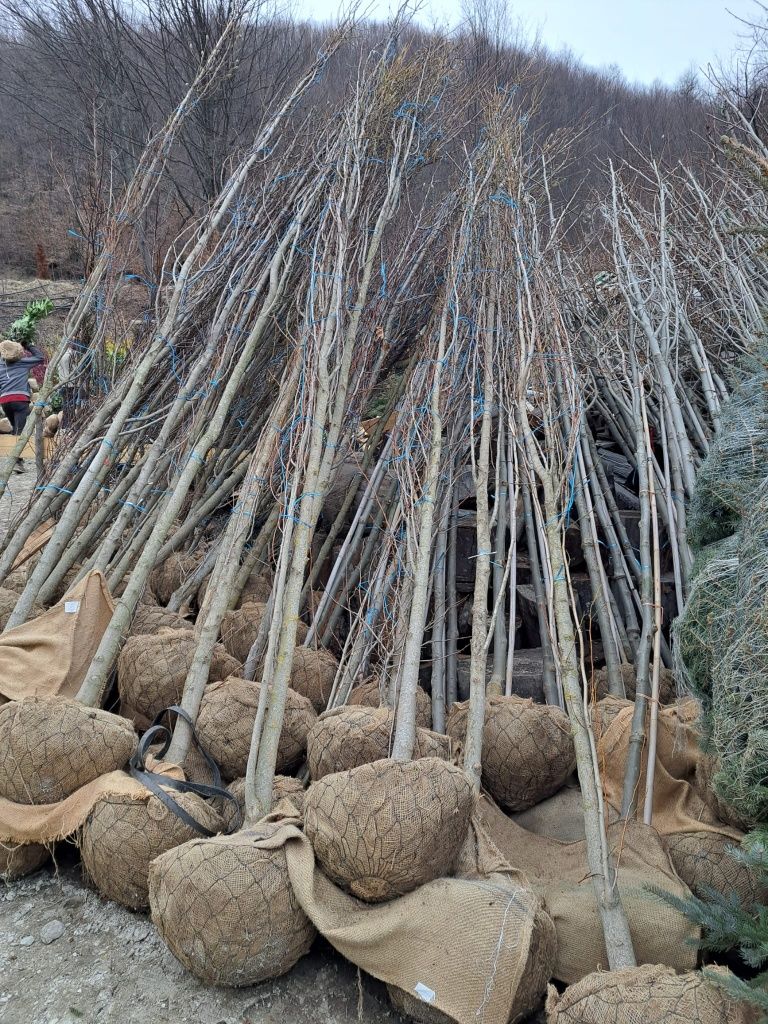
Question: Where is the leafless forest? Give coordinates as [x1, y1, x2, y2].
[0, 0, 725, 279]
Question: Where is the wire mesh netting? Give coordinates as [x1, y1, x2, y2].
[446, 696, 575, 812]
[117, 630, 241, 727]
[149, 827, 315, 986]
[196, 677, 315, 781]
[348, 677, 433, 729]
[0, 696, 137, 804]
[304, 757, 474, 903]
[220, 775, 304, 832]
[0, 840, 49, 881]
[663, 831, 765, 905]
[305, 705, 450, 781]
[80, 789, 223, 910]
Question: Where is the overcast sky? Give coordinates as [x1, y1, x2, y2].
[303, 0, 759, 85]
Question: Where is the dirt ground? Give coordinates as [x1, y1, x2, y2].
[0, 850, 408, 1024]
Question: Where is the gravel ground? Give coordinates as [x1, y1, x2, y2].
[0, 853, 407, 1024]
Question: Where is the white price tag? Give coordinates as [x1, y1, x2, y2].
[64, 601, 80, 614]
[414, 983, 436, 1004]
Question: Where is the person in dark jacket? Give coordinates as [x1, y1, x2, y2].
[0, 340, 45, 472]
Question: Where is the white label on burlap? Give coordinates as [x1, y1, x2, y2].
[64, 601, 80, 614]
[414, 983, 436, 1004]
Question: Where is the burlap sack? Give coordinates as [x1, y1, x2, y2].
[546, 964, 755, 1024]
[289, 646, 338, 712]
[592, 663, 676, 704]
[198, 570, 273, 610]
[251, 819, 555, 1024]
[596, 699, 742, 841]
[387, 901, 555, 1024]
[196, 677, 316, 780]
[304, 758, 475, 902]
[221, 775, 305, 832]
[238, 572, 273, 608]
[512, 786, 585, 842]
[149, 552, 198, 606]
[117, 630, 240, 727]
[447, 696, 575, 812]
[0, 570, 115, 702]
[0, 841, 49, 881]
[220, 602, 309, 664]
[80, 785, 224, 910]
[0, 696, 137, 804]
[128, 603, 193, 637]
[663, 830, 764, 904]
[0, 340, 25, 362]
[349, 677, 432, 729]
[477, 797, 698, 983]
[307, 705, 451, 781]
[149, 824, 316, 986]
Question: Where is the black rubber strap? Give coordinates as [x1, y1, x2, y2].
[128, 706, 242, 835]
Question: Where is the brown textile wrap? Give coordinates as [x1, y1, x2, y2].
[0, 765, 184, 846]
[128, 604, 193, 637]
[387, 898, 555, 1024]
[9, 520, 55, 571]
[81, 787, 224, 910]
[221, 775, 305, 831]
[476, 796, 698, 984]
[117, 630, 240, 728]
[237, 817, 555, 1024]
[663, 830, 765, 904]
[447, 696, 575, 812]
[546, 964, 758, 1024]
[307, 705, 450, 781]
[149, 552, 197, 606]
[349, 677, 432, 729]
[149, 824, 316, 986]
[220, 602, 308, 663]
[0, 570, 115, 702]
[304, 758, 475, 902]
[592, 663, 676, 704]
[0, 840, 49, 880]
[0, 587, 42, 630]
[0, 696, 137, 803]
[595, 698, 742, 841]
[196, 677, 316, 780]
[289, 646, 338, 712]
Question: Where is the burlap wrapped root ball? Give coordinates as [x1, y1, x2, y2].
[447, 696, 574, 812]
[664, 831, 766, 904]
[289, 647, 339, 712]
[0, 585, 43, 629]
[117, 630, 240, 727]
[196, 677, 316, 781]
[349, 677, 432, 729]
[220, 602, 309, 664]
[149, 826, 315, 986]
[149, 551, 198, 606]
[0, 841, 49, 881]
[128, 603, 193, 637]
[546, 964, 754, 1024]
[80, 787, 223, 910]
[592, 663, 676, 704]
[388, 898, 556, 1024]
[307, 705, 451, 781]
[305, 758, 474, 902]
[222, 775, 305, 831]
[0, 697, 137, 804]
[198, 570, 273, 610]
